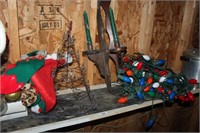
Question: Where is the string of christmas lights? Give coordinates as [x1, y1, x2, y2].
[117, 52, 196, 104]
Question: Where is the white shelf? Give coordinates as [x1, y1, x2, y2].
[0, 101, 28, 122]
[10, 84, 199, 133]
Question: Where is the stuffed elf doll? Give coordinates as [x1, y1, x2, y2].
[0, 50, 72, 113]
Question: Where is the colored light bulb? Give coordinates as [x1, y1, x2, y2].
[186, 92, 194, 102]
[139, 77, 145, 86]
[178, 95, 186, 102]
[122, 67, 128, 71]
[123, 56, 129, 62]
[165, 78, 174, 85]
[153, 74, 159, 81]
[144, 86, 150, 92]
[189, 79, 197, 84]
[149, 87, 154, 92]
[146, 115, 156, 129]
[118, 95, 134, 103]
[118, 75, 133, 83]
[152, 82, 160, 88]
[159, 71, 168, 76]
[142, 55, 150, 61]
[118, 97, 128, 103]
[169, 91, 176, 100]
[136, 91, 144, 99]
[126, 70, 133, 77]
[167, 90, 172, 95]
[159, 76, 166, 82]
[132, 61, 139, 66]
[156, 59, 165, 66]
[157, 87, 164, 93]
[136, 62, 143, 70]
[147, 77, 153, 84]
[136, 92, 143, 99]
[185, 97, 190, 102]
[147, 91, 155, 97]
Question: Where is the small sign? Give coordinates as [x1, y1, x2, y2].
[39, 20, 62, 30]
[38, 5, 61, 15]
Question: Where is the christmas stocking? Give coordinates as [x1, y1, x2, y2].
[30, 58, 58, 113]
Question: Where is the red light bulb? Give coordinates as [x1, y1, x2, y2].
[186, 92, 194, 102]
[159, 71, 168, 76]
[122, 67, 128, 71]
[189, 79, 197, 85]
[123, 56, 129, 62]
[157, 87, 164, 93]
[178, 95, 185, 102]
[136, 62, 143, 70]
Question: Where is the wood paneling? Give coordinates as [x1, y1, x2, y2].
[152, 1, 185, 65]
[0, 0, 198, 86]
[173, 0, 198, 72]
[138, 0, 156, 55]
[7, 0, 20, 63]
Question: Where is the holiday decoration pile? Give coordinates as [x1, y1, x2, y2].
[0, 50, 72, 114]
[117, 52, 196, 104]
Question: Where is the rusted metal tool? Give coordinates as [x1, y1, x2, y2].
[83, 3, 112, 93]
[99, 0, 127, 71]
[83, 0, 127, 94]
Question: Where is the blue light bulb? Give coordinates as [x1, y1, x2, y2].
[136, 91, 144, 99]
[149, 87, 154, 92]
[118, 75, 133, 83]
[146, 115, 157, 129]
[169, 91, 176, 100]
[156, 59, 165, 66]
[165, 78, 174, 85]
[139, 77, 145, 86]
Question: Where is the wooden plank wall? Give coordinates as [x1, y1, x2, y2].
[0, 0, 198, 88]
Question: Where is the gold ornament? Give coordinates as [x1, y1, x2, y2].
[5, 91, 21, 102]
